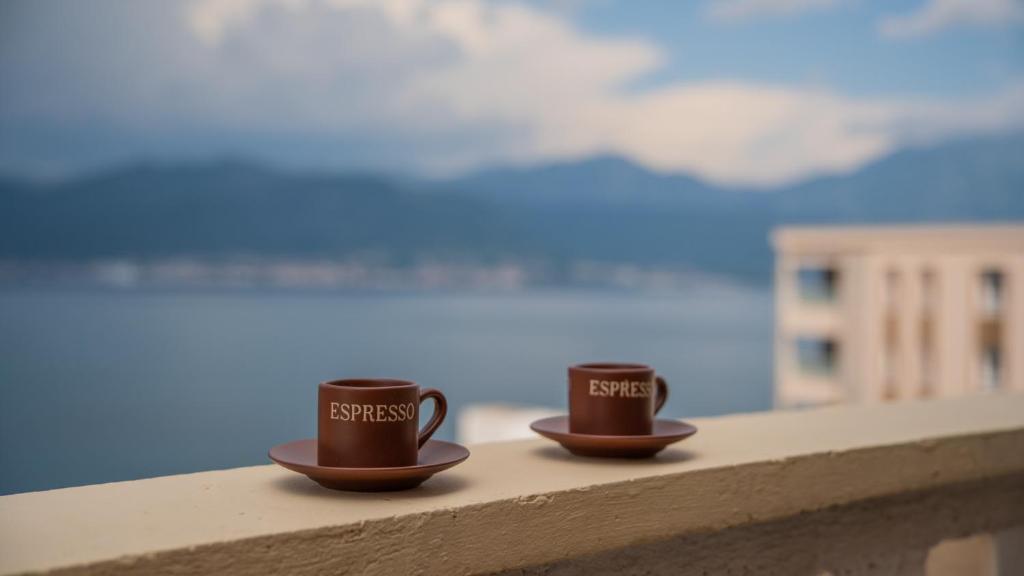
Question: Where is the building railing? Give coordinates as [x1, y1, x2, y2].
[1, 394, 1022, 575]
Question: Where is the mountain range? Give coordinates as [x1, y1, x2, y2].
[1, 132, 1022, 286]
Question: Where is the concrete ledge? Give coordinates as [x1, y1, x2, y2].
[2, 394, 1023, 575]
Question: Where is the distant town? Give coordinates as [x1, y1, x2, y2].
[0, 258, 735, 293]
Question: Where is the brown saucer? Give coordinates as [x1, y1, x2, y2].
[269, 439, 469, 492]
[530, 416, 697, 458]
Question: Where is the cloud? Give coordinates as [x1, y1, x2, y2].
[706, 0, 841, 21]
[559, 81, 1024, 186]
[0, 0, 1022, 186]
[879, 0, 1024, 39]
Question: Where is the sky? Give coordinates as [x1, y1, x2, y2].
[0, 0, 1022, 187]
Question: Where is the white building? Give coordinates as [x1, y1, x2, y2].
[773, 224, 1024, 408]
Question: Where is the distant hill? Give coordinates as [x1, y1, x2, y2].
[448, 133, 1024, 219]
[1, 133, 1021, 285]
[442, 155, 756, 210]
[438, 132, 1023, 280]
[0, 160, 542, 265]
[776, 132, 1024, 222]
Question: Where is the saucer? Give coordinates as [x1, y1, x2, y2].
[530, 416, 697, 458]
[269, 439, 470, 492]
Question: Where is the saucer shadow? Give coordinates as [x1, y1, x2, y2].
[532, 445, 697, 465]
[271, 472, 472, 499]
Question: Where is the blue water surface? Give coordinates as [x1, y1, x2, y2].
[0, 288, 773, 494]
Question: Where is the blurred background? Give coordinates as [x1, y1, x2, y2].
[0, 0, 1022, 495]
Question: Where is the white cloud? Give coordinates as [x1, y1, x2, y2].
[543, 81, 1024, 186]
[879, 0, 1024, 39]
[1, 0, 1022, 186]
[706, 0, 840, 21]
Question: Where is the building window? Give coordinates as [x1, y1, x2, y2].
[918, 269, 937, 397]
[795, 337, 838, 376]
[919, 319, 934, 397]
[981, 345, 1002, 391]
[796, 267, 838, 303]
[980, 269, 1003, 316]
[880, 313, 897, 399]
[884, 269, 901, 310]
[921, 269, 937, 311]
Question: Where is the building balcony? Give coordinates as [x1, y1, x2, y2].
[778, 308, 842, 339]
[1, 394, 1022, 575]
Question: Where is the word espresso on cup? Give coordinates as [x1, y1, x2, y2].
[569, 363, 668, 436]
[587, 379, 654, 398]
[318, 379, 446, 468]
[328, 402, 417, 422]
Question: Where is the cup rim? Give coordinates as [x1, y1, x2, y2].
[320, 378, 416, 391]
[571, 362, 652, 373]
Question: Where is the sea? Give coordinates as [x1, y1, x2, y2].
[0, 287, 773, 494]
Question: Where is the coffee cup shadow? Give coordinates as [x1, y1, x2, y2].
[271, 471, 472, 499]
[531, 444, 697, 465]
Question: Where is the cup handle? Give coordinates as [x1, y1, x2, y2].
[654, 376, 669, 415]
[417, 388, 447, 448]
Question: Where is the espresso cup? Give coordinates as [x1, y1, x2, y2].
[318, 378, 447, 468]
[568, 363, 668, 435]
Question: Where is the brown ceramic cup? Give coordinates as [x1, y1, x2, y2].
[317, 379, 447, 468]
[568, 363, 668, 436]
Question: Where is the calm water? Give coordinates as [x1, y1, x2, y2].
[0, 288, 772, 494]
